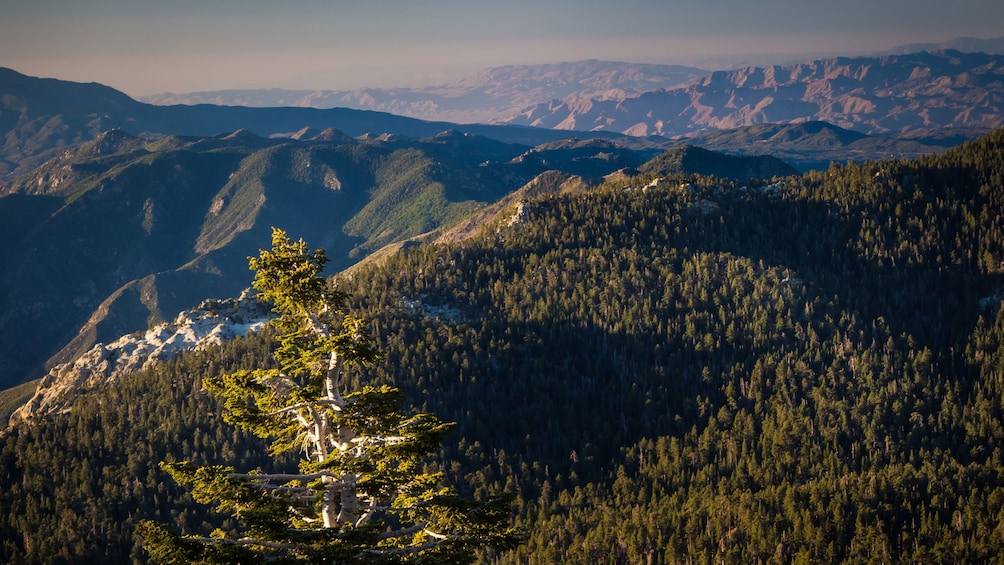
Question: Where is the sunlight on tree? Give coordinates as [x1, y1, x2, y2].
[139, 227, 521, 564]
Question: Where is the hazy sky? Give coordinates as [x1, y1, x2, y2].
[1, 0, 1002, 96]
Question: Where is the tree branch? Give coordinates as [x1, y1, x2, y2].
[423, 528, 451, 540]
[226, 471, 342, 482]
[354, 496, 379, 528]
[375, 522, 453, 543]
[181, 536, 303, 552]
[306, 311, 330, 340]
[378, 523, 425, 540]
[356, 539, 441, 559]
[266, 400, 343, 418]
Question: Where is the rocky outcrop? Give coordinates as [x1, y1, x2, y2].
[9, 290, 272, 425]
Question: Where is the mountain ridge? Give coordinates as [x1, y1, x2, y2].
[133, 50, 1004, 148]
[1, 65, 969, 177]
[883, 35, 1004, 55]
[140, 60, 709, 124]
[1, 119, 787, 390]
[680, 121, 951, 171]
[500, 50, 1004, 138]
[0, 66, 655, 176]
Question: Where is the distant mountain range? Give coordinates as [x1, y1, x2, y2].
[139, 49, 1004, 142]
[680, 121, 967, 172]
[0, 64, 966, 176]
[141, 60, 708, 124]
[882, 35, 1004, 55]
[504, 50, 1004, 137]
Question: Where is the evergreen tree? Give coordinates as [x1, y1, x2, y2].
[139, 228, 521, 564]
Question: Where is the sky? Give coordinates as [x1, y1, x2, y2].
[1, 0, 1002, 97]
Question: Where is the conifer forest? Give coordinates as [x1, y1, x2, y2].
[3, 129, 1004, 563]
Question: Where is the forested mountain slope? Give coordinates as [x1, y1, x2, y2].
[0, 127, 647, 390]
[0, 121, 797, 393]
[2, 129, 1004, 563]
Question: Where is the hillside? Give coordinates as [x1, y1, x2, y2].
[501, 50, 1004, 138]
[2, 127, 1003, 563]
[0, 127, 576, 389]
[3, 119, 800, 391]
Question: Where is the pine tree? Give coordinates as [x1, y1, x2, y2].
[139, 227, 521, 564]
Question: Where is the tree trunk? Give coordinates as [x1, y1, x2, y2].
[336, 474, 359, 525]
[322, 476, 339, 528]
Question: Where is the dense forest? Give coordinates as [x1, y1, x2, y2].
[3, 128, 1004, 563]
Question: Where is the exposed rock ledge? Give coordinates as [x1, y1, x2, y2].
[9, 289, 273, 426]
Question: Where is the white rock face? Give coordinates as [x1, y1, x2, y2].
[507, 201, 526, 227]
[9, 289, 273, 425]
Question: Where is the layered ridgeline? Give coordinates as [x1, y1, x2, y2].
[503, 50, 1004, 138]
[0, 65, 971, 178]
[0, 121, 799, 392]
[139, 49, 1004, 144]
[2, 128, 1003, 563]
[0, 66, 660, 177]
[141, 60, 710, 125]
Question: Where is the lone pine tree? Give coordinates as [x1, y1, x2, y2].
[139, 228, 520, 563]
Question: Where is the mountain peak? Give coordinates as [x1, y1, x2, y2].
[78, 128, 145, 156]
[641, 145, 798, 181]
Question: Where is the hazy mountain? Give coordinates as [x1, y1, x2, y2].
[0, 67, 138, 175]
[138, 51, 1003, 147]
[500, 50, 1004, 138]
[883, 35, 1004, 55]
[1, 66, 973, 179]
[0, 67, 654, 176]
[141, 60, 708, 124]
